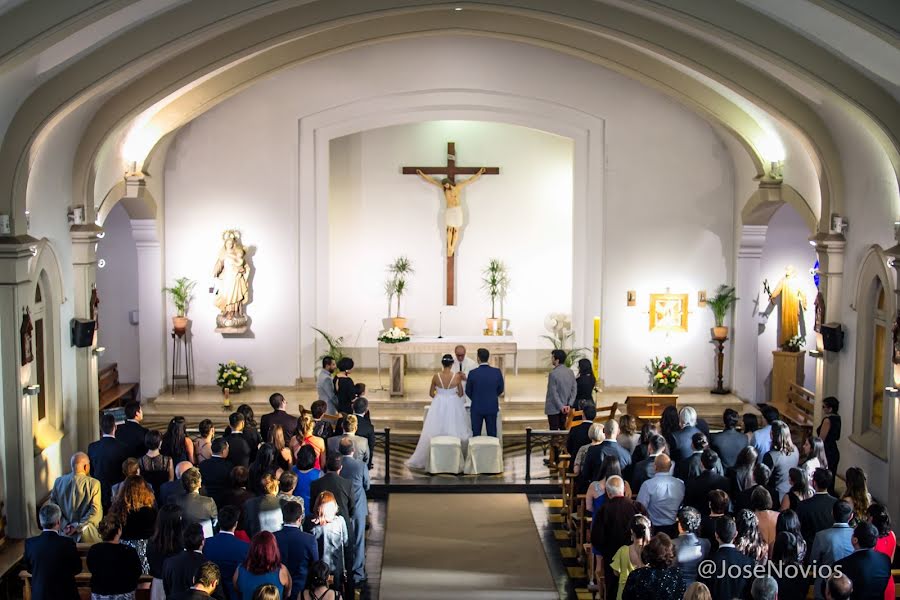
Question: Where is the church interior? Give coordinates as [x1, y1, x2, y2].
[1, 1, 899, 599]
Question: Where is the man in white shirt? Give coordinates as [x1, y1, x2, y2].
[636, 454, 685, 538]
[453, 345, 478, 408]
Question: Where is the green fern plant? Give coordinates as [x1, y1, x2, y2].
[312, 327, 346, 365]
[482, 259, 509, 319]
[164, 277, 196, 317]
[540, 331, 590, 368]
[387, 256, 414, 317]
[707, 284, 738, 327]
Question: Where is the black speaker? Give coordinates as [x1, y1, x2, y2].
[71, 318, 96, 348]
[821, 322, 844, 352]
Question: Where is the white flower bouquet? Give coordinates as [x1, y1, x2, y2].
[378, 327, 410, 343]
[217, 360, 250, 392]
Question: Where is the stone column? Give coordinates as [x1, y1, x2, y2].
[130, 219, 166, 398]
[733, 225, 767, 402]
[0, 238, 39, 537]
[71, 225, 102, 451]
[812, 233, 846, 424]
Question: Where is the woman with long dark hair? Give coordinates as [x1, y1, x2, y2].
[734, 509, 768, 565]
[631, 422, 657, 464]
[762, 420, 798, 503]
[799, 435, 828, 479]
[585, 455, 632, 514]
[842, 467, 872, 523]
[771, 531, 810, 598]
[140, 430, 173, 497]
[160, 416, 194, 464]
[732, 446, 758, 493]
[775, 510, 806, 562]
[780, 467, 814, 511]
[147, 505, 183, 600]
[303, 561, 342, 600]
[267, 424, 293, 470]
[660, 406, 680, 453]
[868, 503, 896, 600]
[742, 413, 759, 444]
[234, 531, 291, 599]
[238, 403, 263, 462]
[249, 443, 283, 496]
[575, 358, 596, 408]
[110, 475, 157, 573]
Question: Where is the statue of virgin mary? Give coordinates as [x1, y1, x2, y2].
[213, 230, 250, 330]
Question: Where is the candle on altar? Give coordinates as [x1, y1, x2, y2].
[592, 316, 601, 378]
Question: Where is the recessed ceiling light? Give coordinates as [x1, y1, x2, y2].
[454, 7, 463, 11]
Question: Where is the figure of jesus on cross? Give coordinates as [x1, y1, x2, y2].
[403, 142, 499, 305]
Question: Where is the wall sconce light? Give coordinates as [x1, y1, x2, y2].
[97, 259, 106, 269]
[93, 346, 106, 357]
[885, 242, 900, 269]
[23, 384, 40, 396]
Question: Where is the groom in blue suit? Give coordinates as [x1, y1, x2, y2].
[464, 348, 504, 437]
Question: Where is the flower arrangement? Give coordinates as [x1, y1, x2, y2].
[378, 327, 410, 343]
[647, 356, 686, 394]
[783, 334, 805, 353]
[217, 360, 250, 392]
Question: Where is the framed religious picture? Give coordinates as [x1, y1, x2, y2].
[649, 293, 689, 332]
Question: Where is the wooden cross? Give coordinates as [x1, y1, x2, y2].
[402, 142, 500, 305]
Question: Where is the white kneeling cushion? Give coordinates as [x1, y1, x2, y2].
[428, 435, 463, 474]
[464, 435, 504, 474]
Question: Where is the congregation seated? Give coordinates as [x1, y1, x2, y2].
[24, 502, 82, 600]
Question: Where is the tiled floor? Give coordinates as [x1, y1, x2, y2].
[529, 495, 596, 600]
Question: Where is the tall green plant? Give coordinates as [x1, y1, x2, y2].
[482, 259, 509, 319]
[707, 284, 738, 327]
[384, 279, 397, 317]
[312, 327, 346, 365]
[387, 256, 414, 317]
[164, 277, 196, 316]
[540, 330, 590, 368]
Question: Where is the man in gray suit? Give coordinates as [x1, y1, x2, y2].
[545, 349, 577, 430]
[176, 467, 218, 537]
[317, 356, 338, 415]
[338, 437, 370, 586]
[49, 452, 102, 543]
[809, 500, 855, 599]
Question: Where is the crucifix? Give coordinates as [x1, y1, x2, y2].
[402, 142, 500, 305]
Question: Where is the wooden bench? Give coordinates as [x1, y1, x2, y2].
[770, 383, 814, 435]
[98, 363, 139, 412]
[20, 570, 153, 600]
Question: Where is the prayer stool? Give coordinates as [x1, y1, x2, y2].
[463, 435, 503, 474]
[428, 435, 463, 474]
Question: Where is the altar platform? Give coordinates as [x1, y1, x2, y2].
[140, 369, 758, 492]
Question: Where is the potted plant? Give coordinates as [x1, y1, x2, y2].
[312, 327, 347, 366]
[387, 256, 414, 329]
[647, 356, 686, 394]
[541, 315, 589, 368]
[164, 277, 196, 334]
[707, 284, 738, 340]
[482, 259, 509, 333]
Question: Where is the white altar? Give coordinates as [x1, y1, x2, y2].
[377, 336, 518, 396]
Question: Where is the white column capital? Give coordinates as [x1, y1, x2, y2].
[738, 225, 768, 259]
[130, 219, 159, 249]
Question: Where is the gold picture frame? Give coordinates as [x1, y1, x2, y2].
[649, 293, 689, 332]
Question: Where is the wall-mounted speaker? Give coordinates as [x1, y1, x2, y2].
[821, 322, 844, 353]
[71, 318, 96, 348]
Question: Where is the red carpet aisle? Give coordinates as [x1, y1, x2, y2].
[379, 493, 557, 599]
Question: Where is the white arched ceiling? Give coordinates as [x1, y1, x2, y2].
[0, 0, 897, 238]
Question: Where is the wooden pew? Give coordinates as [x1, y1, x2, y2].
[20, 570, 153, 600]
[98, 363, 139, 412]
[770, 383, 814, 435]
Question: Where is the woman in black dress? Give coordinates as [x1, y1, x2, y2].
[817, 396, 841, 489]
[111, 475, 158, 573]
[622, 533, 685, 600]
[575, 358, 596, 409]
[334, 357, 356, 415]
[238, 404, 263, 462]
[147, 505, 183, 600]
[161, 416, 194, 464]
[660, 406, 680, 456]
[139, 430, 173, 498]
[772, 531, 810, 599]
[86, 515, 144, 600]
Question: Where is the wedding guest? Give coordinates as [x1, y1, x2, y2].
[842, 467, 872, 523]
[763, 420, 799, 504]
[310, 492, 348, 595]
[674, 432, 708, 481]
[575, 358, 596, 408]
[163, 523, 222, 599]
[610, 514, 652, 600]
[801, 435, 829, 479]
[250, 444, 284, 496]
[317, 356, 339, 416]
[621, 533, 685, 600]
[147, 505, 184, 600]
[573, 423, 605, 477]
[87, 515, 143, 600]
[292, 446, 323, 517]
[636, 454, 684, 538]
[818, 396, 841, 490]
[752, 406, 780, 457]
[797, 468, 840, 546]
[237, 404, 263, 463]
[160, 461, 196, 506]
[302, 561, 340, 600]
[734, 509, 768, 564]
[162, 416, 195, 465]
[50, 452, 102, 543]
[291, 415, 325, 471]
[175, 561, 221, 600]
[684, 449, 730, 513]
[222, 467, 254, 539]
[585, 455, 631, 514]
[24, 503, 82, 600]
[833, 523, 892, 600]
[202, 505, 249, 600]
[199, 438, 234, 508]
[699, 490, 730, 553]
[736, 463, 771, 512]
[545, 349, 577, 431]
[88, 412, 129, 510]
[195, 419, 215, 464]
[751, 575, 780, 600]
[267, 424, 294, 471]
[868, 503, 895, 600]
[117, 400, 150, 459]
[742, 413, 759, 443]
[659, 406, 680, 455]
[142, 429, 175, 497]
[630, 422, 657, 464]
[234, 531, 292, 600]
[809, 501, 854, 600]
[781, 466, 815, 511]
[673, 506, 709, 587]
[567, 401, 597, 458]
[176, 467, 218, 536]
[326, 416, 369, 466]
[617, 415, 641, 454]
[698, 516, 755, 600]
[351, 397, 375, 469]
[261, 393, 298, 441]
[244, 474, 284, 537]
[589, 475, 644, 594]
[111, 457, 142, 501]
[112, 474, 158, 573]
[310, 401, 335, 440]
[333, 358, 356, 416]
[274, 501, 319, 600]
[731, 446, 759, 496]
[683, 583, 712, 600]
[750, 487, 779, 554]
[710, 409, 745, 471]
[670, 407, 701, 463]
[630, 434, 667, 494]
[224, 413, 253, 469]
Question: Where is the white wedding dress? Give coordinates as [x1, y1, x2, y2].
[406, 373, 473, 470]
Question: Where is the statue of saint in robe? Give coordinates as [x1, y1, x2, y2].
[768, 265, 807, 348]
[213, 230, 250, 329]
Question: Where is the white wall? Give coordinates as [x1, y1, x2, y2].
[95, 203, 140, 382]
[756, 204, 818, 401]
[328, 122, 573, 352]
[162, 35, 736, 386]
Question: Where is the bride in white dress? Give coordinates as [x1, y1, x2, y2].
[406, 354, 473, 470]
